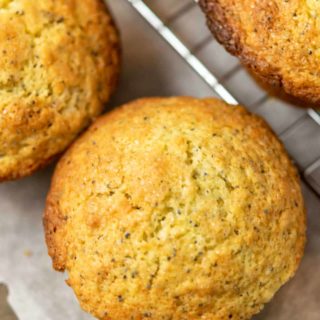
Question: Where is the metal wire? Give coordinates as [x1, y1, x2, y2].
[128, 0, 237, 105]
[127, 0, 320, 195]
[129, 0, 320, 122]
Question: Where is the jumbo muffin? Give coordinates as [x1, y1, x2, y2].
[44, 97, 306, 320]
[0, 0, 120, 181]
[200, 0, 320, 106]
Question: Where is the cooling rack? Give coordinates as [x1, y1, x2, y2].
[126, 0, 320, 196]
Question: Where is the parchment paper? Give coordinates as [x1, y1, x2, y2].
[0, 1, 319, 319]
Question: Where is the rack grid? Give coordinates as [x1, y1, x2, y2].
[127, 0, 320, 196]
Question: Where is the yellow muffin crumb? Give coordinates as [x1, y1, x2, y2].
[44, 97, 306, 320]
[200, 0, 320, 106]
[0, 0, 120, 181]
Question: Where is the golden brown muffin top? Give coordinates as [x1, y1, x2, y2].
[0, 0, 120, 181]
[44, 97, 306, 320]
[200, 0, 320, 105]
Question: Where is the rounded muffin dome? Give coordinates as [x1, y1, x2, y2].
[44, 97, 305, 320]
[200, 0, 320, 106]
[0, 0, 120, 181]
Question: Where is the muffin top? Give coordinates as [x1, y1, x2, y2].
[0, 0, 120, 181]
[200, 0, 320, 105]
[44, 97, 305, 320]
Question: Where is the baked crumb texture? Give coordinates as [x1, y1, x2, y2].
[0, 0, 120, 181]
[44, 97, 306, 320]
[200, 0, 320, 106]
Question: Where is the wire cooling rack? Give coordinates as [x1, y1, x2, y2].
[126, 0, 320, 196]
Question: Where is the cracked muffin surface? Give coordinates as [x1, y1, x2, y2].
[200, 0, 320, 106]
[44, 97, 306, 320]
[0, 0, 120, 181]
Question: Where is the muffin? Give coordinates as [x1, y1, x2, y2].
[0, 0, 120, 181]
[44, 97, 306, 320]
[199, 0, 320, 106]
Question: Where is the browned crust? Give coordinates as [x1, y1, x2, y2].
[248, 68, 320, 109]
[199, 0, 283, 84]
[43, 154, 70, 271]
[44, 96, 306, 273]
[199, 0, 320, 107]
[0, 154, 57, 183]
[43, 97, 306, 319]
[199, 0, 242, 56]
[99, 0, 122, 96]
[43, 194, 67, 271]
[0, 0, 121, 182]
